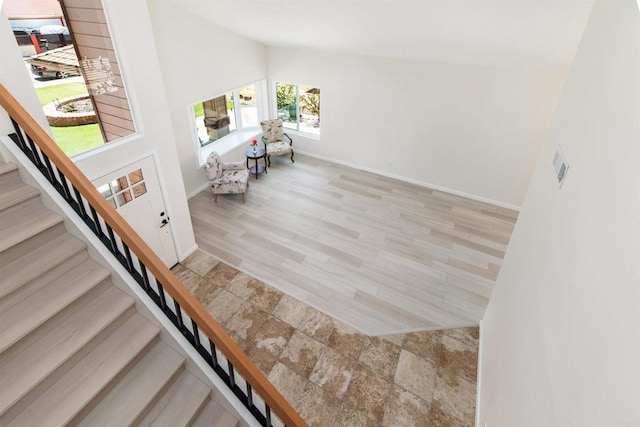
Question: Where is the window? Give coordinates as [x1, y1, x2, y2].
[8, 0, 135, 157]
[96, 168, 147, 210]
[275, 82, 320, 136]
[239, 86, 258, 127]
[193, 84, 260, 147]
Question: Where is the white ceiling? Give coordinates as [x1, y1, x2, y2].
[167, 0, 595, 67]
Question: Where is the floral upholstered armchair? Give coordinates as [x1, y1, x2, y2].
[203, 152, 250, 203]
[260, 119, 294, 167]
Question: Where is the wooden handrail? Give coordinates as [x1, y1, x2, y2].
[0, 84, 306, 427]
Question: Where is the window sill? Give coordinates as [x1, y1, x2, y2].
[198, 129, 262, 167]
[284, 129, 321, 141]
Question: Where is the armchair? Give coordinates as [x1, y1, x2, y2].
[203, 152, 249, 203]
[260, 119, 294, 167]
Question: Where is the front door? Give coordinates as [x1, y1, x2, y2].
[92, 156, 178, 267]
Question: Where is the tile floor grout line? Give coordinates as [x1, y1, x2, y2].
[174, 250, 479, 426]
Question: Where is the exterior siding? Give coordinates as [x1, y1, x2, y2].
[61, 0, 135, 142]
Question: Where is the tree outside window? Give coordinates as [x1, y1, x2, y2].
[276, 82, 320, 135]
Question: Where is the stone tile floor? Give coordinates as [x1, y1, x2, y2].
[173, 250, 478, 426]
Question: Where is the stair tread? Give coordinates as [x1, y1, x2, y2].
[0, 163, 17, 175]
[0, 233, 86, 299]
[6, 314, 159, 427]
[0, 260, 111, 354]
[0, 163, 235, 427]
[0, 183, 40, 211]
[78, 343, 185, 427]
[191, 400, 239, 427]
[138, 371, 211, 427]
[0, 201, 63, 252]
[0, 286, 134, 415]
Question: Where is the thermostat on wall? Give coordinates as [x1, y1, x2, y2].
[552, 145, 569, 188]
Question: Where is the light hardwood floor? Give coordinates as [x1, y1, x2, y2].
[188, 154, 518, 335]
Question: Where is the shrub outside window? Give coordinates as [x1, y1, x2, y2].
[275, 82, 320, 136]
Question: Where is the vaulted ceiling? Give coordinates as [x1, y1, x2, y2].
[167, 0, 595, 67]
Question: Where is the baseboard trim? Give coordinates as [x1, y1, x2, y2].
[296, 150, 521, 212]
[188, 182, 209, 199]
[180, 243, 199, 263]
[475, 319, 484, 427]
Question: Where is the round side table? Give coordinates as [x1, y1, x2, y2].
[246, 148, 267, 179]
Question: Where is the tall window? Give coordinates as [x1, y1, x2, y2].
[8, 0, 135, 157]
[193, 84, 259, 147]
[275, 82, 320, 136]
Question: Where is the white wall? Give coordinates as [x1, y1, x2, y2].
[267, 47, 569, 208]
[479, 1, 640, 425]
[147, 1, 267, 195]
[0, 0, 198, 261]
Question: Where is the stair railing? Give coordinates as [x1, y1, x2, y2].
[0, 84, 306, 427]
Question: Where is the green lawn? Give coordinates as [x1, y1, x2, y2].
[50, 124, 104, 157]
[36, 82, 105, 157]
[193, 102, 204, 118]
[35, 82, 89, 106]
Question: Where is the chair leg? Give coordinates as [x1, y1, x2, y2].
[291, 151, 295, 163]
[242, 192, 245, 203]
[213, 194, 218, 203]
[267, 154, 271, 167]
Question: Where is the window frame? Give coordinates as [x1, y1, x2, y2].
[272, 81, 321, 139]
[191, 80, 267, 167]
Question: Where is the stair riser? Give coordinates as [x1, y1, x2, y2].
[64, 335, 162, 427]
[0, 167, 21, 189]
[137, 374, 212, 427]
[0, 251, 88, 311]
[72, 355, 186, 427]
[129, 366, 186, 427]
[186, 391, 212, 426]
[0, 304, 137, 422]
[0, 197, 63, 253]
[0, 242, 88, 299]
[0, 222, 68, 268]
[191, 401, 240, 427]
[1, 278, 111, 356]
[0, 186, 40, 212]
[0, 162, 237, 427]
[0, 194, 45, 223]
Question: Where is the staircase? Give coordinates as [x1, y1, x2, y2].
[0, 160, 240, 426]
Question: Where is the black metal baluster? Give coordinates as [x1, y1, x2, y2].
[139, 262, 151, 292]
[265, 405, 272, 427]
[3, 113, 286, 427]
[106, 225, 118, 255]
[10, 118, 28, 152]
[174, 300, 184, 330]
[73, 187, 88, 219]
[227, 361, 237, 390]
[25, 136, 43, 170]
[192, 320, 201, 347]
[57, 170, 73, 202]
[20, 131, 36, 162]
[89, 206, 102, 236]
[41, 153, 55, 183]
[246, 383, 254, 409]
[123, 243, 134, 272]
[156, 281, 168, 310]
[209, 340, 219, 368]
